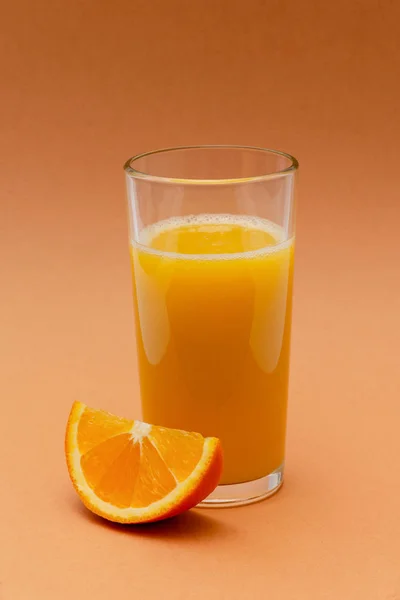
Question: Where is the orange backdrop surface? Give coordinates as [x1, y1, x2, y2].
[1, 1, 400, 598]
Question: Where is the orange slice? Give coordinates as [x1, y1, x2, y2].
[65, 402, 223, 523]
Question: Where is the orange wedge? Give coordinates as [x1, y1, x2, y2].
[65, 402, 223, 523]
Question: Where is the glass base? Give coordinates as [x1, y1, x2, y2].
[199, 464, 284, 508]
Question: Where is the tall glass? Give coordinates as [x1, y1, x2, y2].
[124, 146, 298, 506]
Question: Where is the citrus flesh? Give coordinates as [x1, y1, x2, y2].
[65, 402, 223, 523]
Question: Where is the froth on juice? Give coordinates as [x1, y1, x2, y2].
[130, 214, 294, 484]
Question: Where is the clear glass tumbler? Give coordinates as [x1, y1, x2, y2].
[124, 145, 298, 506]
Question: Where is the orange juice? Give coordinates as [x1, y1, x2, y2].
[130, 215, 294, 484]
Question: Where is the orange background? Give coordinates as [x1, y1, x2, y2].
[2, 1, 400, 598]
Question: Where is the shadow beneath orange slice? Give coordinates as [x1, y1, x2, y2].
[75, 499, 236, 542]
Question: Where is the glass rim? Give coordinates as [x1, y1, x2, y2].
[123, 145, 298, 185]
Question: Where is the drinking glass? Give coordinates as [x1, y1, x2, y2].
[124, 145, 298, 506]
